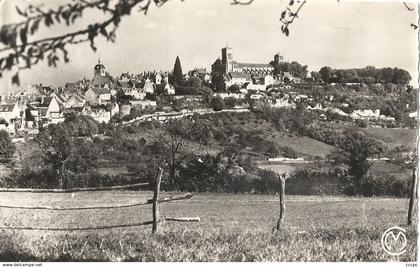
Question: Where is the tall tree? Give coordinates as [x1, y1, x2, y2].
[172, 56, 184, 86]
[36, 122, 98, 188]
[319, 66, 333, 83]
[327, 130, 384, 189]
[153, 119, 200, 189]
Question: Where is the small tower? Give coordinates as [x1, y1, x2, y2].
[274, 53, 284, 65]
[221, 47, 233, 74]
[94, 59, 106, 77]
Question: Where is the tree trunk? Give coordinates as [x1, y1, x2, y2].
[276, 173, 286, 231]
[169, 165, 176, 189]
[152, 167, 163, 234]
[57, 167, 64, 189]
[408, 167, 417, 225]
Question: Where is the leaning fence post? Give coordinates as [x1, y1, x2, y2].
[407, 167, 417, 225]
[276, 173, 286, 231]
[152, 167, 163, 234]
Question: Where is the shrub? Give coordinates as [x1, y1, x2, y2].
[210, 95, 225, 111]
[4, 168, 59, 189]
[286, 169, 344, 196]
[356, 174, 410, 197]
[126, 126, 136, 134]
[224, 97, 237, 109]
[0, 130, 15, 163]
[254, 169, 279, 194]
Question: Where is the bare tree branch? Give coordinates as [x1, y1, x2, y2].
[231, 0, 254, 5]
[0, 0, 171, 85]
[403, 2, 415, 11]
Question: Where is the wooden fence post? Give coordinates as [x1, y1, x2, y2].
[407, 167, 417, 225]
[276, 173, 286, 231]
[152, 167, 163, 234]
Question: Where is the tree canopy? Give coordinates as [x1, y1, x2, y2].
[318, 66, 412, 85]
[327, 130, 385, 188]
[36, 116, 99, 187]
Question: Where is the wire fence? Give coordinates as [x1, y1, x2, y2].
[0, 170, 198, 233]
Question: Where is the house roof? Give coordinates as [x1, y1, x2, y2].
[91, 87, 110, 95]
[27, 104, 37, 111]
[92, 75, 113, 86]
[0, 104, 15, 112]
[64, 106, 85, 113]
[135, 82, 145, 89]
[118, 80, 133, 88]
[42, 86, 54, 94]
[38, 97, 53, 107]
[154, 84, 166, 92]
[55, 94, 67, 104]
[229, 72, 250, 79]
[71, 93, 85, 102]
[195, 68, 208, 73]
[90, 105, 109, 111]
[212, 59, 223, 67]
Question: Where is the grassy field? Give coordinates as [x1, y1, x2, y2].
[0, 191, 416, 261]
[358, 127, 416, 148]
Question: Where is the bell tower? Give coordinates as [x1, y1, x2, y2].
[274, 53, 284, 65]
[221, 47, 233, 74]
[94, 59, 106, 77]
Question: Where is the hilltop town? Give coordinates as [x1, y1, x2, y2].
[0, 46, 416, 136]
[0, 0, 418, 262]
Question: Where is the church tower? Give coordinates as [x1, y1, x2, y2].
[221, 47, 233, 74]
[94, 59, 106, 77]
[274, 53, 284, 65]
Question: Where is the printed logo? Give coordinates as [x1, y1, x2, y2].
[381, 226, 407, 256]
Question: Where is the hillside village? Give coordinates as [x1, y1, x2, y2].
[1, 0, 420, 262]
[0, 46, 416, 136]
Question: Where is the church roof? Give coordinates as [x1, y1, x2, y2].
[234, 62, 273, 69]
[94, 59, 105, 70]
[94, 64, 105, 70]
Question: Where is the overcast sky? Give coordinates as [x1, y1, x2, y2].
[0, 0, 418, 93]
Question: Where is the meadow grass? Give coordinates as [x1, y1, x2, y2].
[0, 225, 416, 262]
[0, 192, 416, 262]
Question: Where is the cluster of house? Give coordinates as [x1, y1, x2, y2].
[0, 47, 300, 135]
[214, 88, 396, 122]
[0, 60, 175, 134]
[0, 47, 404, 135]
